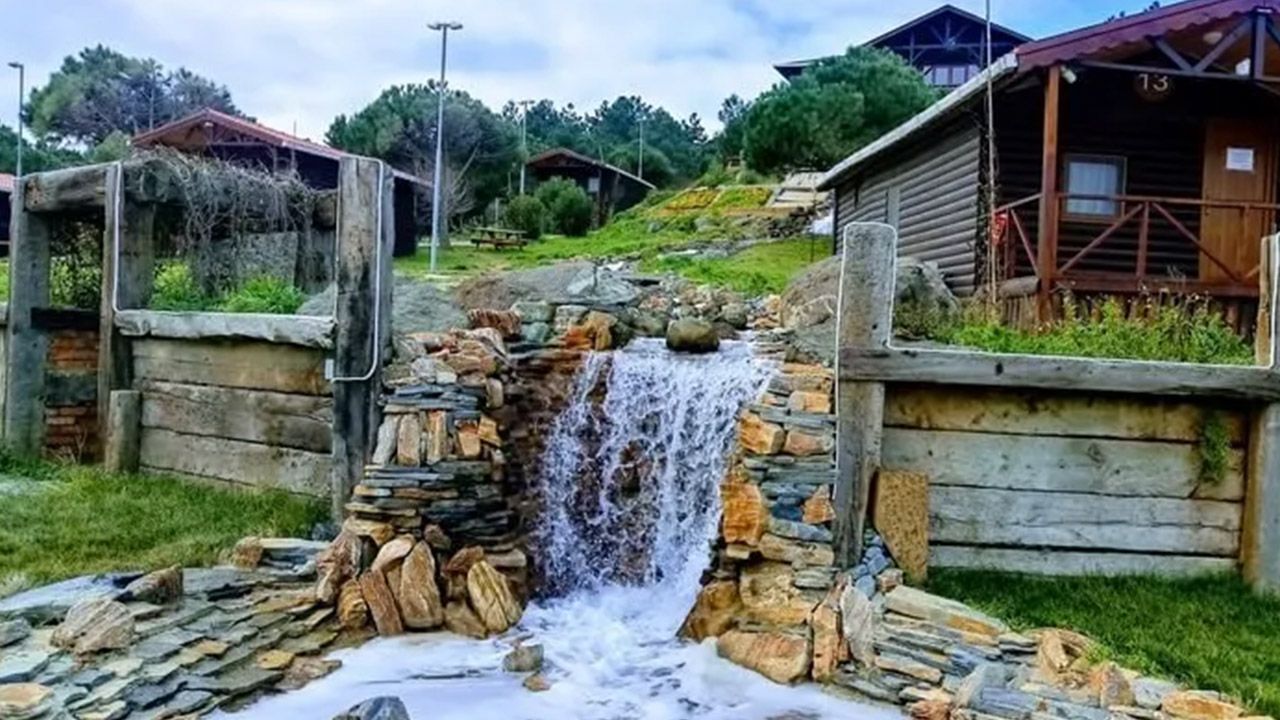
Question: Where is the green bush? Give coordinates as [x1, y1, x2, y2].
[151, 262, 212, 311]
[536, 178, 595, 237]
[217, 276, 306, 314]
[503, 195, 548, 240]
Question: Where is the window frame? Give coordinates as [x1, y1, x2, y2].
[1061, 153, 1128, 223]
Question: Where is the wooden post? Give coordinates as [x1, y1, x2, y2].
[330, 158, 393, 521]
[104, 389, 141, 474]
[98, 164, 156, 444]
[833, 222, 895, 568]
[1036, 65, 1062, 322]
[4, 180, 53, 455]
[1248, 238, 1280, 592]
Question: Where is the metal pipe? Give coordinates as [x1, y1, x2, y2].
[428, 21, 463, 273]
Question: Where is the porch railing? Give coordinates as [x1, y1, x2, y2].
[992, 193, 1280, 294]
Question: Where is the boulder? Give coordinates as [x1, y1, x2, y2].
[395, 414, 422, 467]
[721, 482, 768, 546]
[333, 696, 411, 720]
[679, 581, 741, 641]
[720, 302, 750, 330]
[370, 536, 416, 574]
[315, 530, 363, 605]
[885, 586, 1008, 638]
[782, 430, 833, 457]
[337, 580, 369, 630]
[231, 537, 264, 570]
[810, 584, 844, 682]
[0, 683, 55, 720]
[359, 571, 404, 637]
[511, 300, 554, 324]
[716, 630, 811, 685]
[738, 414, 784, 456]
[122, 566, 183, 605]
[51, 597, 135, 655]
[1162, 692, 1247, 720]
[666, 319, 720, 353]
[396, 543, 444, 630]
[0, 619, 31, 649]
[1090, 662, 1135, 707]
[739, 562, 818, 627]
[344, 518, 397, 547]
[467, 309, 522, 338]
[466, 561, 522, 634]
[523, 673, 551, 692]
[443, 601, 487, 639]
[839, 581, 876, 667]
[502, 644, 544, 673]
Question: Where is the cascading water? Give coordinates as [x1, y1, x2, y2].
[226, 340, 899, 720]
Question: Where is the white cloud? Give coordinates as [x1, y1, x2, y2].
[1, 0, 1132, 141]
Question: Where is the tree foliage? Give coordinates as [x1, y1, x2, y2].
[739, 47, 936, 174]
[327, 83, 518, 220]
[503, 195, 548, 240]
[536, 178, 594, 237]
[0, 124, 85, 175]
[27, 45, 239, 146]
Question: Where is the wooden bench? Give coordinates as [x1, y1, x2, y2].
[469, 227, 528, 249]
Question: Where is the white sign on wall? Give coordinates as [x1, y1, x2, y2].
[1227, 147, 1256, 172]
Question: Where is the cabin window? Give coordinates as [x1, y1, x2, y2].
[1064, 155, 1126, 218]
[588, 176, 601, 194]
[885, 186, 902, 230]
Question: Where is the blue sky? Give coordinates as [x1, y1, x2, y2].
[0, 0, 1161, 140]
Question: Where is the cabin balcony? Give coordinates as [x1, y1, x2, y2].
[994, 192, 1275, 302]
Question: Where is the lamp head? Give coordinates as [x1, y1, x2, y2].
[428, 22, 463, 31]
[6, 62, 23, 70]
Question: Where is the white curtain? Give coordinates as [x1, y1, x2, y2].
[1066, 160, 1120, 216]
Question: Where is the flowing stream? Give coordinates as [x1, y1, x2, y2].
[228, 340, 899, 720]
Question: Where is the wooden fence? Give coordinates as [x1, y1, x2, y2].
[835, 223, 1280, 592]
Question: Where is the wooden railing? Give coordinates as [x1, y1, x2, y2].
[992, 193, 1280, 293]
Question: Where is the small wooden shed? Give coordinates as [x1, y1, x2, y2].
[526, 148, 656, 227]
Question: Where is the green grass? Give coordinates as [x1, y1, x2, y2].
[0, 259, 9, 301]
[0, 452, 326, 596]
[927, 570, 1280, 716]
[642, 237, 828, 295]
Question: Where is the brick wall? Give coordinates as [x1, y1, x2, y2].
[44, 329, 100, 460]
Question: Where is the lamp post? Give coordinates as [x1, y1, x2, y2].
[7, 61, 23, 179]
[427, 21, 462, 273]
[637, 117, 646, 181]
[517, 99, 534, 195]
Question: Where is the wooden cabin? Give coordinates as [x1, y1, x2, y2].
[775, 4, 1029, 89]
[0, 173, 13, 256]
[133, 108, 428, 256]
[526, 148, 656, 227]
[819, 0, 1280, 323]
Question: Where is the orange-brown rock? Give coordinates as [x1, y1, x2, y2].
[739, 562, 818, 627]
[1090, 662, 1135, 707]
[467, 561, 522, 634]
[758, 533, 834, 567]
[315, 530, 363, 605]
[810, 584, 844, 682]
[455, 422, 483, 459]
[783, 430, 833, 457]
[467, 309, 522, 338]
[874, 470, 930, 583]
[231, 537, 263, 570]
[907, 689, 955, 720]
[1162, 692, 1247, 720]
[443, 601, 488, 639]
[397, 542, 444, 630]
[478, 416, 501, 446]
[739, 413, 784, 455]
[721, 483, 768, 546]
[1033, 628, 1096, 683]
[343, 518, 396, 546]
[787, 390, 831, 414]
[802, 486, 836, 525]
[716, 630, 811, 685]
[424, 411, 448, 465]
[679, 581, 740, 641]
[359, 570, 404, 637]
[370, 535, 415, 574]
[338, 580, 369, 631]
[839, 582, 876, 667]
[443, 546, 486, 601]
[396, 414, 422, 466]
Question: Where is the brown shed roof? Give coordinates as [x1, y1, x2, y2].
[527, 148, 656, 190]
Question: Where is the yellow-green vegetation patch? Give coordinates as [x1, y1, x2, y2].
[927, 570, 1280, 717]
[709, 186, 773, 210]
[643, 237, 829, 296]
[0, 452, 326, 596]
[663, 188, 720, 212]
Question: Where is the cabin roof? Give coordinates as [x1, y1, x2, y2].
[817, 0, 1280, 191]
[527, 148, 656, 190]
[133, 108, 429, 187]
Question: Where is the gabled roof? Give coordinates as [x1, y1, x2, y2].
[527, 148, 656, 190]
[133, 108, 428, 186]
[774, 4, 1030, 78]
[1018, 0, 1280, 69]
[0, 173, 13, 194]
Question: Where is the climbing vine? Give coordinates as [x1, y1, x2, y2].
[1198, 410, 1231, 486]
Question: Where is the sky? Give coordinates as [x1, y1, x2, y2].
[0, 0, 1164, 142]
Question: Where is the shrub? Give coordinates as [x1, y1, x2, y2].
[503, 195, 547, 240]
[536, 178, 595, 237]
[217, 276, 306, 314]
[151, 262, 212, 311]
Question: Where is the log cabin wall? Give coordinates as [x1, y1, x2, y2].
[996, 71, 1280, 280]
[126, 331, 334, 497]
[881, 383, 1248, 576]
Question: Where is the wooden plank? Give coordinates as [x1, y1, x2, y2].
[883, 427, 1245, 502]
[1256, 235, 1275, 366]
[132, 338, 328, 395]
[140, 380, 333, 453]
[930, 486, 1240, 556]
[104, 390, 141, 474]
[116, 310, 335, 349]
[330, 157, 393, 519]
[1244, 399, 1280, 591]
[841, 347, 1280, 402]
[3, 189, 51, 454]
[139, 427, 330, 497]
[21, 164, 110, 212]
[931, 545, 1238, 577]
[834, 222, 896, 567]
[1036, 64, 1061, 319]
[885, 384, 1249, 445]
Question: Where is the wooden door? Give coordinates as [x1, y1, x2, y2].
[1200, 118, 1278, 283]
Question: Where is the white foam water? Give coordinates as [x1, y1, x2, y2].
[223, 340, 900, 720]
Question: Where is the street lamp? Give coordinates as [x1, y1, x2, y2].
[517, 99, 534, 195]
[637, 117, 646, 181]
[7, 61, 23, 180]
[427, 21, 462, 274]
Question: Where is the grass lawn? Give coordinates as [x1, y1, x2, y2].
[641, 236, 828, 295]
[0, 453, 326, 598]
[927, 570, 1280, 716]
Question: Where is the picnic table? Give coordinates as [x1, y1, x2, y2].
[469, 227, 528, 249]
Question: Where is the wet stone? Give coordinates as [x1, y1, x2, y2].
[68, 667, 114, 690]
[184, 666, 282, 697]
[0, 618, 31, 647]
[126, 680, 181, 710]
[132, 637, 184, 663]
[0, 648, 52, 683]
[768, 517, 833, 543]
